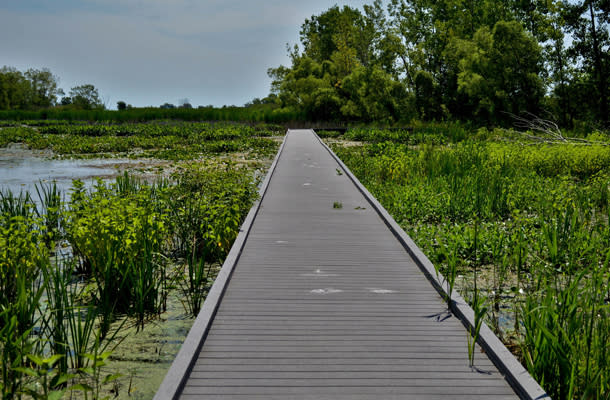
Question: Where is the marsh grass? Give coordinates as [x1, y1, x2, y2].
[34, 181, 62, 245]
[334, 129, 610, 398]
[0, 120, 270, 398]
[0, 164, 261, 398]
[0, 189, 33, 218]
[0, 210, 48, 399]
[179, 244, 213, 316]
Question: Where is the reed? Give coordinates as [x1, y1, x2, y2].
[0, 188, 33, 219]
[34, 180, 63, 246]
[333, 128, 610, 398]
[0, 122, 271, 398]
[0, 212, 48, 399]
[179, 242, 213, 316]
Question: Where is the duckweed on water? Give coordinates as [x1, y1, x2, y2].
[0, 121, 281, 160]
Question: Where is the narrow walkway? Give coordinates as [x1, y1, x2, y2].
[169, 130, 527, 399]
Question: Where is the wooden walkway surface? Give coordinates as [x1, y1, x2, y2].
[156, 130, 547, 400]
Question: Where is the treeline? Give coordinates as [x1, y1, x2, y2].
[0, 66, 302, 123]
[0, 66, 104, 110]
[267, 0, 609, 127]
[0, 106, 303, 124]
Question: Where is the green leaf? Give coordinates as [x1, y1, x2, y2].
[26, 354, 44, 366]
[44, 354, 64, 367]
[103, 373, 122, 384]
[13, 367, 39, 377]
[48, 390, 66, 400]
[51, 372, 75, 387]
[79, 367, 95, 375]
[70, 383, 94, 392]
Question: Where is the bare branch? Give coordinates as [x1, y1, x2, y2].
[503, 111, 610, 146]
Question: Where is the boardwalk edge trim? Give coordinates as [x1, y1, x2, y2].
[315, 130, 549, 400]
[153, 133, 289, 400]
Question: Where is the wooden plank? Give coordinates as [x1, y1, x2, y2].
[181, 395, 519, 400]
[185, 378, 511, 387]
[181, 386, 516, 396]
[190, 363, 496, 372]
[191, 357, 497, 367]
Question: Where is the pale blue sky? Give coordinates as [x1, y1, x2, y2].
[1, 0, 370, 108]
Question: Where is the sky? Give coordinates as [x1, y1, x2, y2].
[0, 0, 370, 109]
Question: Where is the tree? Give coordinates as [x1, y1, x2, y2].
[564, 0, 610, 123]
[69, 84, 103, 109]
[24, 68, 62, 108]
[117, 101, 127, 111]
[340, 65, 408, 122]
[0, 66, 29, 109]
[178, 98, 192, 108]
[414, 70, 438, 120]
[457, 20, 544, 122]
[300, 6, 366, 63]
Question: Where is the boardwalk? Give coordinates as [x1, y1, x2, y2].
[156, 130, 547, 400]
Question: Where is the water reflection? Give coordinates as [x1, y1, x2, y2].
[0, 145, 152, 196]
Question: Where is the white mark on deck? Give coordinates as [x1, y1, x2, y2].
[275, 240, 288, 244]
[310, 288, 343, 295]
[301, 269, 339, 277]
[303, 182, 312, 186]
[367, 288, 396, 294]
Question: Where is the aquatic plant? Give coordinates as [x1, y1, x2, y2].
[0, 121, 273, 398]
[179, 246, 213, 317]
[0, 212, 48, 399]
[34, 180, 63, 245]
[333, 130, 610, 398]
[65, 178, 169, 334]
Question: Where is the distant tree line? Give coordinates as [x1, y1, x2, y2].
[0, 66, 104, 110]
[267, 0, 610, 127]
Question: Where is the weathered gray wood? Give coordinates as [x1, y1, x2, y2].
[157, 129, 547, 399]
[181, 386, 516, 396]
[180, 396, 519, 400]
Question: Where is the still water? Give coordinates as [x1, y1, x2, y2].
[0, 144, 159, 196]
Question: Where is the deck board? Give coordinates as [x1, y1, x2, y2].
[174, 129, 523, 399]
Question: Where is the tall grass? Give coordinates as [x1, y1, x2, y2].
[334, 131, 610, 398]
[0, 189, 32, 218]
[34, 181, 63, 245]
[0, 208, 49, 399]
[0, 106, 305, 124]
[179, 249, 213, 316]
[0, 163, 260, 397]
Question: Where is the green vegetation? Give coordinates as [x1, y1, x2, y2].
[0, 121, 277, 398]
[0, 121, 281, 160]
[331, 125, 610, 399]
[267, 0, 608, 127]
[0, 106, 304, 124]
[4, 1, 608, 129]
